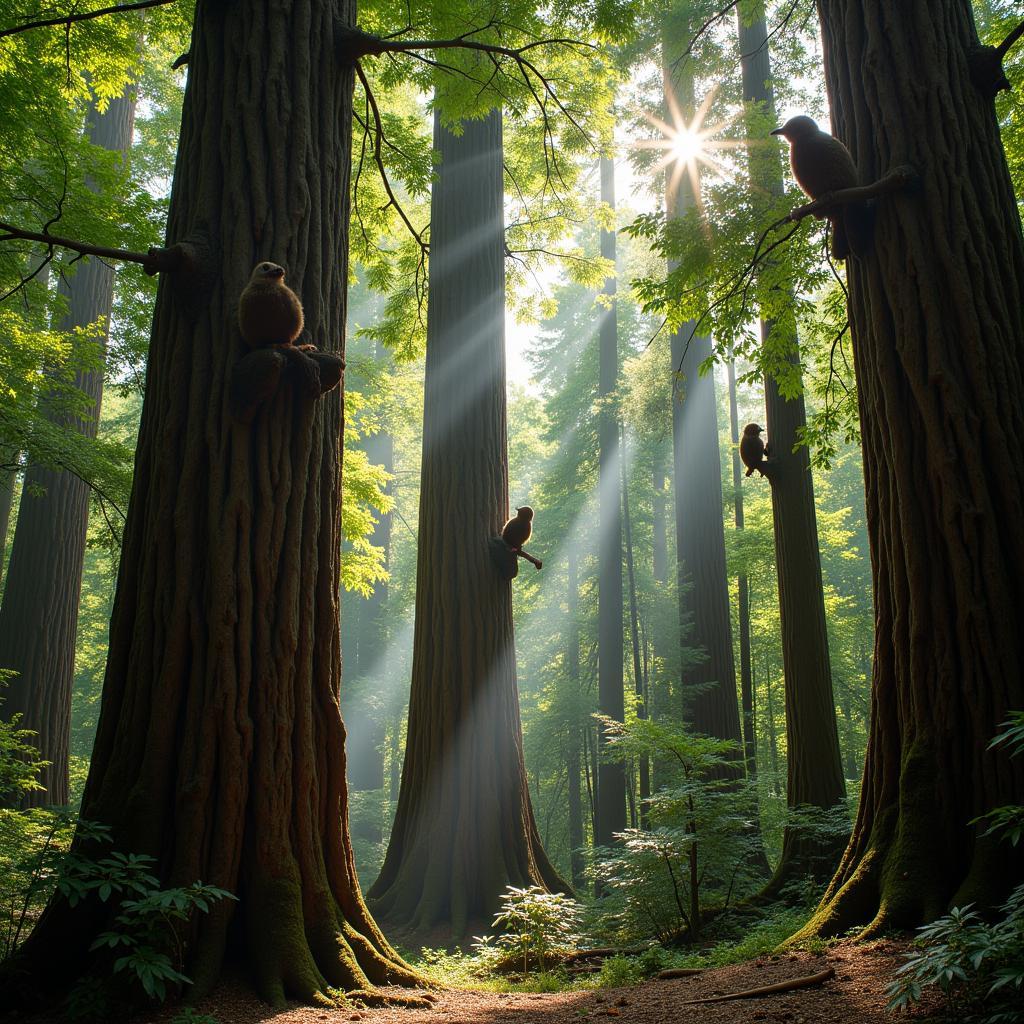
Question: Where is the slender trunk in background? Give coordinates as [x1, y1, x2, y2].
[736, 1, 846, 886]
[764, 659, 781, 796]
[595, 153, 627, 848]
[726, 358, 755, 777]
[0, 450, 17, 589]
[620, 427, 649, 825]
[2, 0, 420, 1007]
[649, 452, 674, 791]
[368, 109, 564, 941]
[566, 549, 585, 889]
[725, 356, 770, 873]
[798, 0, 1024, 935]
[0, 89, 137, 809]
[662, 48, 741, 757]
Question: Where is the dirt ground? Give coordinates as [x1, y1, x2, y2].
[138, 939, 943, 1024]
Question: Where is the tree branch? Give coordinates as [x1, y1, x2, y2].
[996, 18, 1024, 61]
[0, 0, 178, 40]
[969, 20, 1024, 98]
[0, 221, 195, 275]
[787, 165, 917, 222]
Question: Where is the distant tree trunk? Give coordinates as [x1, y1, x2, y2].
[596, 154, 627, 847]
[763, 659, 781, 797]
[736, 2, 846, 886]
[0, 450, 16, 588]
[566, 549, 585, 889]
[662, 56, 741, 755]
[367, 109, 565, 941]
[0, 89, 136, 809]
[649, 452, 674, 791]
[621, 429, 649, 825]
[725, 357, 770, 875]
[726, 358, 755, 777]
[2, 0, 419, 1007]
[797, 0, 1024, 936]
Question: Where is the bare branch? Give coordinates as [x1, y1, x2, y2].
[996, 18, 1024, 61]
[0, 221, 194, 276]
[353, 64, 428, 257]
[0, 0, 178, 41]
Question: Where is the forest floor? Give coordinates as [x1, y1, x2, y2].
[140, 938, 943, 1024]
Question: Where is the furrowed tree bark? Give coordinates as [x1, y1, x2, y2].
[596, 154, 627, 847]
[663, 51, 742, 760]
[0, 88, 136, 809]
[796, 0, 1024, 937]
[1, 0, 420, 1007]
[367, 109, 565, 942]
[736, 1, 846, 887]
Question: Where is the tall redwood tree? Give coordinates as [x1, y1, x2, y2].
[367, 108, 564, 941]
[3, 0, 420, 1007]
[799, 0, 1024, 935]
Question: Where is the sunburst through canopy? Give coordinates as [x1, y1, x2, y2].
[634, 84, 740, 210]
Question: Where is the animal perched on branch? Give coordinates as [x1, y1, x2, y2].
[502, 505, 534, 549]
[771, 115, 873, 259]
[740, 423, 770, 477]
[237, 261, 320, 399]
[238, 261, 307, 347]
[230, 262, 344, 421]
[501, 506, 542, 570]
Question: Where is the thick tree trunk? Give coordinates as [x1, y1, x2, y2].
[0, 89, 136, 808]
[367, 109, 564, 942]
[662, 55, 741, 754]
[736, 3, 846, 886]
[797, 0, 1024, 936]
[596, 154, 627, 846]
[2, 0, 419, 1007]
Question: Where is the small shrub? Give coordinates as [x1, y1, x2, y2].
[886, 885, 1024, 1022]
[490, 885, 583, 973]
[592, 954, 645, 988]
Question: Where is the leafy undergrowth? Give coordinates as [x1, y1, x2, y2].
[407, 903, 819, 994]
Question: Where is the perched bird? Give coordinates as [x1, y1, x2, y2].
[238, 261, 305, 348]
[740, 423, 769, 478]
[502, 506, 534, 550]
[770, 115, 873, 260]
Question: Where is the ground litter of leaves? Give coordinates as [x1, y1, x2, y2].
[143, 938, 943, 1024]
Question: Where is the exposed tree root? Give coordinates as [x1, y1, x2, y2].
[680, 966, 836, 1004]
[655, 967, 704, 979]
[347, 989, 438, 1008]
